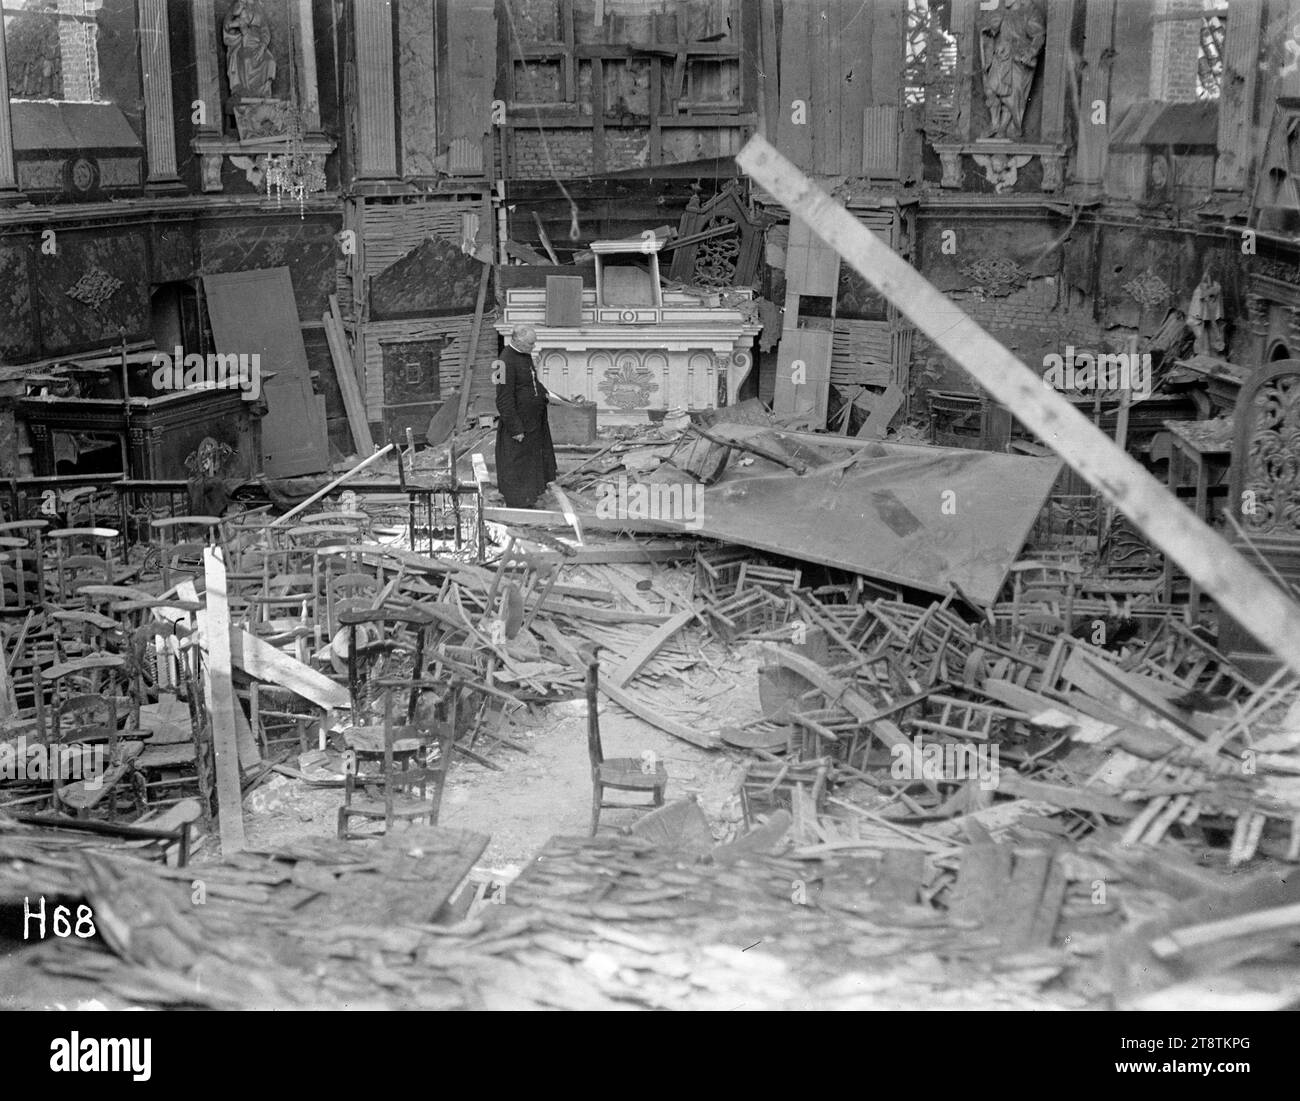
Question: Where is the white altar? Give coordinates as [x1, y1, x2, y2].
[496, 238, 762, 425]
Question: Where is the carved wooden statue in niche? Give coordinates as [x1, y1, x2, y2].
[1188, 267, 1226, 356]
[978, 0, 1046, 141]
[223, 0, 277, 101]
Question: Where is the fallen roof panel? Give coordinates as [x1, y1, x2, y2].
[575, 431, 1062, 605]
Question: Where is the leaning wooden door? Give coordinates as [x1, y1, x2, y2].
[202, 268, 328, 478]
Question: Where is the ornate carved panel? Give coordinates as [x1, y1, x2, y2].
[1232, 359, 1300, 539]
[668, 184, 765, 289]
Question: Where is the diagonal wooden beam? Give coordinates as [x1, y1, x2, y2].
[736, 135, 1300, 680]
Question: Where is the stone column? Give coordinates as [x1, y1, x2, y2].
[295, 0, 322, 133]
[138, 0, 184, 191]
[1075, 0, 1116, 189]
[1215, 0, 1262, 192]
[0, 7, 25, 202]
[354, 0, 398, 178]
[191, 0, 221, 135]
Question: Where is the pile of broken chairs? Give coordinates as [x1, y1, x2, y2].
[699, 537, 1300, 874]
[0, 519, 214, 825]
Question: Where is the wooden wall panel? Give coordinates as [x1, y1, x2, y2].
[777, 0, 813, 169]
[444, 0, 497, 176]
[362, 311, 498, 421]
[0, 239, 36, 360]
[1215, 0, 1263, 192]
[1077, 0, 1117, 187]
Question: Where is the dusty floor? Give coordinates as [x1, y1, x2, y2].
[227, 645, 768, 874]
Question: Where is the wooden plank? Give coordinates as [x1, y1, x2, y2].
[948, 843, 1013, 927]
[609, 609, 697, 688]
[203, 548, 246, 855]
[1215, 0, 1261, 191]
[326, 295, 375, 456]
[759, 0, 779, 142]
[456, 260, 493, 428]
[870, 0, 904, 108]
[775, 0, 812, 167]
[649, 56, 662, 164]
[160, 583, 351, 712]
[538, 621, 718, 749]
[1027, 855, 1067, 949]
[995, 771, 1139, 820]
[204, 268, 328, 479]
[1150, 901, 1300, 960]
[839, 0, 870, 176]
[1039, 0, 1075, 144]
[858, 381, 903, 438]
[737, 135, 1300, 682]
[809, 0, 833, 174]
[566, 544, 693, 564]
[998, 849, 1053, 949]
[1076, 0, 1116, 186]
[592, 57, 606, 173]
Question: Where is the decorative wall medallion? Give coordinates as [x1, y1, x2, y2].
[1123, 269, 1172, 310]
[959, 256, 1027, 297]
[65, 269, 123, 310]
[598, 354, 661, 410]
[68, 157, 97, 193]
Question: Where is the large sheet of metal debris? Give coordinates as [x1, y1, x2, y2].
[577, 427, 1063, 606]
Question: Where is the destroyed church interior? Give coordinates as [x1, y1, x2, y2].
[3, 0, 1300, 1019]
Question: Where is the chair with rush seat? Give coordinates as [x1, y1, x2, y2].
[584, 647, 667, 834]
[337, 685, 457, 839]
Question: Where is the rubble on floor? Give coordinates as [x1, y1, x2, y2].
[4, 458, 1300, 1010]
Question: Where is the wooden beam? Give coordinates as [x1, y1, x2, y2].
[759, 0, 779, 142]
[1076, 0, 1116, 186]
[609, 608, 697, 688]
[161, 582, 352, 712]
[539, 621, 718, 749]
[650, 56, 662, 164]
[203, 548, 245, 855]
[1215, 0, 1262, 192]
[737, 135, 1300, 680]
[592, 57, 606, 172]
[457, 260, 493, 428]
[326, 294, 375, 456]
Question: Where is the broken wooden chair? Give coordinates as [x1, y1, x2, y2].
[484, 529, 574, 639]
[585, 648, 667, 834]
[0, 519, 47, 610]
[47, 527, 132, 604]
[148, 516, 223, 590]
[337, 685, 456, 839]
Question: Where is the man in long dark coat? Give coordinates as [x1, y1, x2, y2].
[494, 325, 557, 508]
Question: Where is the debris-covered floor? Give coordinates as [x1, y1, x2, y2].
[3, 419, 1300, 1013]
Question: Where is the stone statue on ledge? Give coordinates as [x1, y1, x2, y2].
[1188, 267, 1226, 357]
[223, 0, 277, 102]
[978, 0, 1047, 141]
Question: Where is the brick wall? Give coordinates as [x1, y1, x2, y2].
[509, 130, 595, 179]
[911, 276, 1109, 394]
[57, 0, 98, 102]
[1150, 3, 1206, 103]
[507, 127, 656, 179]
